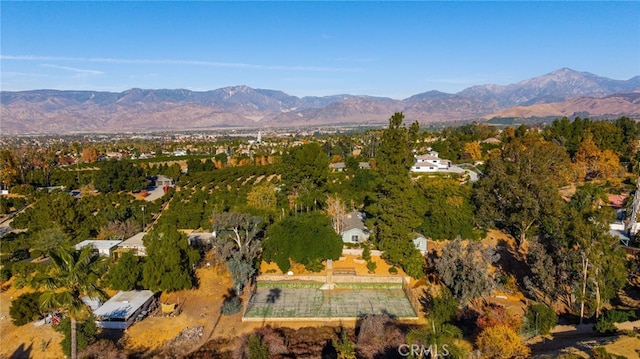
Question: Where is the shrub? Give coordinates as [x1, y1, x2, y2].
[9, 291, 44, 326]
[592, 346, 626, 359]
[595, 310, 636, 335]
[366, 260, 377, 273]
[220, 296, 242, 316]
[388, 267, 398, 274]
[304, 258, 325, 273]
[362, 246, 371, 261]
[246, 334, 269, 359]
[525, 303, 557, 335]
[0, 266, 12, 282]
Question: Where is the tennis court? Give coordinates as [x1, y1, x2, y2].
[243, 282, 417, 320]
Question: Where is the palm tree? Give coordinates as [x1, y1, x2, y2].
[32, 246, 107, 359]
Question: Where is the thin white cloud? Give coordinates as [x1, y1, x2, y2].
[41, 64, 104, 75]
[2, 55, 361, 73]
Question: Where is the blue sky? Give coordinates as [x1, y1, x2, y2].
[2, 1, 639, 99]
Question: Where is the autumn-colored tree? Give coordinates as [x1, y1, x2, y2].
[463, 142, 482, 160]
[81, 147, 98, 163]
[325, 194, 346, 234]
[574, 136, 624, 181]
[475, 325, 530, 359]
[476, 304, 521, 331]
[246, 183, 277, 212]
[0, 149, 19, 188]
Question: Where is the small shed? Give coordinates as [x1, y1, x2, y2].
[412, 234, 428, 254]
[74, 240, 122, 257]
[93, 290, 155, 330]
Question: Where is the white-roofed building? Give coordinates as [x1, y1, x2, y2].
[74, 240, 122, 257]
[93, 290, 156, 330]
[411, 151, 451, 172]
[116, 232, 147, 257]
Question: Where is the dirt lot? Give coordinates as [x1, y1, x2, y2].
[0, 282, 64, 359]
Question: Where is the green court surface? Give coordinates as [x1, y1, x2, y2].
[244, 282, 417, 319]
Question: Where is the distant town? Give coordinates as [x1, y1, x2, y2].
[1, 114, 639, 358]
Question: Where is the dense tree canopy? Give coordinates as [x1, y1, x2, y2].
[141, 224, 200, 292]
[416, 177, 480, 240]
[263, 212, 343, 273]
[474, 138, 569, 246]
[94, 159, 146, 193]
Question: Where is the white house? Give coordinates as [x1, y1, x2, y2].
[154, 175, 175, 188]
[411, 151, 451, 172]
[93, 290, 155, 330]
[74, 240, 122, 257]
[412, 234, 428, 254]
[341, 211, 370, 244]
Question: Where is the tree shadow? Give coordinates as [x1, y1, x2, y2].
[494, 238, 533, 294]
[10, 343, 32, 359]
[266, 288, 281, 304]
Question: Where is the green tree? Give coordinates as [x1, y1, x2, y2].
[31, 247, 107, 359]
[417, 177, 479, 240]
[263, 212, 343, 273]
[282, 143, 329, 210]
[368, 113, 423, 277]
[104, 252, 142, 291]
[406, 287, 467, 358]
[94, 159, 145, 193]
[524, 303, 557, 335]
[141, 225, 200, 292]
[474, 138, 569, 246]
[9, 291, 45, 326]
[563, 186, 627, 323]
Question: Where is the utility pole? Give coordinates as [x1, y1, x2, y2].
[141, 206, 146, 232]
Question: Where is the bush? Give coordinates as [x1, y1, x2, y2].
[366, 260, 377, 273]
[388, 267, 398, 274]
[304, 258, 325, 273]
[525, 303, 557, 335]
[592, 346, 626, 359]
[362, 246, 371, 261]
[595, 310, 636, 335]
[9, 291, 44, 326]
[0, 266, 12, 282]
[220, 296, 242, 316]
[246, 334, 269, 359]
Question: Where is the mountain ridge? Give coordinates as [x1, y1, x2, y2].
[2, 68, 639, 134]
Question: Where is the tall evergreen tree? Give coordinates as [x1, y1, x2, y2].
[141, 224, 200, 292]
[368, 113, 423, 278]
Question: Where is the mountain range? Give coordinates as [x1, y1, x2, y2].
[1, 68, 639, 135]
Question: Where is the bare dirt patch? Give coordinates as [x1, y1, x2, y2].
[0, 282, 64, 359]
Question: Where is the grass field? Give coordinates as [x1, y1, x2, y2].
[244, 282, 417, 319]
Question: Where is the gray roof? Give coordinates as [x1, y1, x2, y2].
[93, 290, 154, 320]
[118, 232, 147, 249]
[343, 211, 367, 232]
[74, 240, 122, 251]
